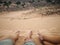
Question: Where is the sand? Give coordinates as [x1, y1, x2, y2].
[0, 9, 60, 45]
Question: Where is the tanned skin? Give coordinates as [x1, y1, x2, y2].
[24, 31, 33, 42]
[0, 31, 20, 45]
[13, 31, 20, 45]
[38, 33, 60, 45]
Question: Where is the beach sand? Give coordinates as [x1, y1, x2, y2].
[0, 9, 60, 45]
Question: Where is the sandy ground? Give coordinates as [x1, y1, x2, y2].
[0, 9, 60, 45]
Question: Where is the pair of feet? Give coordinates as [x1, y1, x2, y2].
[16, 31, 43, 41]
[16, 31, 33, 40]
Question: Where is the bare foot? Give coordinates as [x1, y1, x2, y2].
[38, 32, 45, 45]
[24, 31, 33, 41]
[16, 31, 20, 37]
[29, 31, 33, 39]
[14, 31, 20, 42]
[38, 32, 44, 41]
